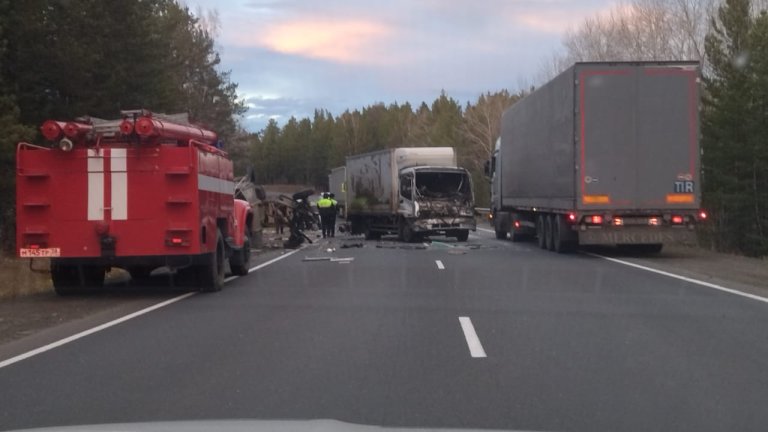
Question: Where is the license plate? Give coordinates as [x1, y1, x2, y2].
[19, 248, 61, 258]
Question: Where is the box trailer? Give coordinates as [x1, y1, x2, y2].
[487, 61, 706, 253]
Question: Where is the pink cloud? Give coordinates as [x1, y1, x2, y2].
[228, 17, 393, 65]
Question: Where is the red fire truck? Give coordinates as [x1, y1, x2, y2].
[16, 110, 254, 295]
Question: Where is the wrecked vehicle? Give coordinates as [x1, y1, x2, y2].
[339, 147, 476, 242]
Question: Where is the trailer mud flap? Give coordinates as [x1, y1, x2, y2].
[578, 227, 696, 245]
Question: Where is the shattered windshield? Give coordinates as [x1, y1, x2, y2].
[415, 171, 471, 199]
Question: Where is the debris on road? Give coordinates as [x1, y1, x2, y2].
[340, 243, 364, 249]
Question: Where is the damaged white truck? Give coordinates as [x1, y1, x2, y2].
[332, 147, 476, 242]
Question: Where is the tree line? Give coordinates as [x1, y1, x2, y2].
[0, 0, 245, 250]
[228, 90, 521, 211]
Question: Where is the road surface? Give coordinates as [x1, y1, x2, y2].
[1, 230, 768, 432]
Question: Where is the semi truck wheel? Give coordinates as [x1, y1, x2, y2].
[230, 234, 251, 276]
[545, 215, 555, 251]
[493, 213, 508, 239]
[199, 229, 225, 292]
[553, 215, 576, 253]
[536, 215, 546, 249]
[455, 230, 469, 242]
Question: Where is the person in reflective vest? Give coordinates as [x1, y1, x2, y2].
[316, 193, 334, 238]
[328, 193, 338, 237]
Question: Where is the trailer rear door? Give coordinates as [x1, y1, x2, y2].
[577, 63, 700, 211]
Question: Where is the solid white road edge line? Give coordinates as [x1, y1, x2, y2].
[0, 293, 195, 370]
[0, 247, 304, 370]
[248, 248, 302, 273]
[435, 260, 445, 270]
[477, 227, 495, 234]
[458, 316, 487, 358]
[587, 252, 768, 305]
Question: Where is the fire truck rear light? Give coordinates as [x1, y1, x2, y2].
[41, 120, 64, 141]
[171, 237, 183, 245]
[671, 215, 684, 224]
[649, 217, 660, 226]
[589, 215, 603, 224]
[699, 211, 708, 220]
[567, 213, 577, 222]
[613, 217, 624, 226]
[28, 244, 39, 249]
[513, 220, 521, 228]
[59, 138, 74, 152]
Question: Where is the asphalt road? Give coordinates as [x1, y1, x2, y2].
[2, 230, 768, 432]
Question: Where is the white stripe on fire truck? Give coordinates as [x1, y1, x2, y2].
[111, 148, 127, 220]
[87, 149, 104, 221]
[197, 174, 235, 194]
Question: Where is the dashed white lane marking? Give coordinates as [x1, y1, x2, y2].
[0, 248, 304, 370]
[459, 316, 487, 358]
[586, 252, 768, 305]
[435, 260, 445, 270]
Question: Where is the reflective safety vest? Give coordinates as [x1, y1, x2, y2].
[317, 198, 333, 209]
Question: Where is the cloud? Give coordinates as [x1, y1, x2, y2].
[228, 17, 393, 65]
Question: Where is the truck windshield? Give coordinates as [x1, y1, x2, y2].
[414, 171, 471, 199]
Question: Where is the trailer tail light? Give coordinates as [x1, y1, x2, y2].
[671, 215, 684, 224]
[41, 120, 65, 141]
[613, 217, 624, 226]
[588, 215, 603, 225]
[567, 213, 577, 223]
[699, 211, 708, 220]
[649, 217, 660, 226]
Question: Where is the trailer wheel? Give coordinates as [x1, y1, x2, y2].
[545, 215, 555, 251]
[230, 234, 251, 276]
[493, 212, 508, 239]
[553, 215, 576, 253]
[536, 215, 547, 249]
[199, 229, 225, 292]
[455, 230, 469, 242]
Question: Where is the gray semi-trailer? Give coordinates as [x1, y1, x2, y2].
[342, 147, 476, 242]
[487, 61, 706, 253]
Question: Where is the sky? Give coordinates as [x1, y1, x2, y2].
[185, 0, 620, 132]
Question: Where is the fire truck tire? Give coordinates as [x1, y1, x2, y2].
[51, 263, 104, 295]
[455, 230, 469, 242]
[230, 234, 251, 276]
[199, 230, 226, 292]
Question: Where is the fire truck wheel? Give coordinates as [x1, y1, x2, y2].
[230, 234, 251, 276]
[51, 263, 104, 295]
[51, 262, 80, 295]
[199, 229, 226, 292]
